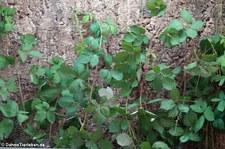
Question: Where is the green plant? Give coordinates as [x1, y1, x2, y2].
[160, 9, 204, 47]
[146, 0, 167, 16]
[1, 3, 225, 149]
[0, 4, 16, 38]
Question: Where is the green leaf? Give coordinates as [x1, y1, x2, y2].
[189, 133, 201, 141]
[0, 55, 7, 68]
[17, 112, 29, 125]
[211, 98, 222, 102]
[58, 96, 74, 108]
[98, 87, 113, 100]
[0, 100, 19, 117]
[145, 71, 156, 81]
[116, 133, 132, 147]
[160, 99, 176, 110]
[217, 100, 225, 112]
[28, 50, 43, 58]
[168, 20, 183, 30]
[110, 25, 119, 35]
[69, 79, 84, 92]
[170, 35, 180, 45]
[90, 130, 102, 142]
[109, 119, 121, 133]
[181, 9, 193, 23]
[186, 29, 197, 38]
[111, 70, 123, 81]
[124, 33, 136, 43]
[203, 106, 215, 121]
[97, 140, 113, 149]
[190, 20, 204, 30]
[194, 116, 205, 132]
[190, 105, 204, 113]
[34, 111, 46, 122]
[18, 50, 27, 62]
[82, 15, 90, 24]
[183, 111, 197, 127]
[47, 111, 55, 124]
[162, 77, 176, 90]
[120, 119, 129, 130]
[180, 134, 190, 143]
[213, 118, 225, 129]
[169, 127, 184, 136]
[178, 104, 190, 113]
[0, 119, 13, 140]
[140, 141, 151, 149]
[90, 54, 99, 67]
[151, 77, 163, 91]
[86, 141, 98, 149]
[74, 61, 85, 74]
[99, 69, 110, 78]
[152, 141, 170, 149]
[90, 22, 100, 34]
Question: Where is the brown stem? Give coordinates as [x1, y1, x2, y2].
[80, 66, 98, 130]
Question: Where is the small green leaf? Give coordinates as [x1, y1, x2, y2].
[28, 50, 43, 58]
[0, 119, 14, 140]
[47, 111, 55, 124]
[111, 70, 123, 81]
[17, 112, 29, 125]
[180, 134, 190, 143]
[181, 9, 193, 23]
[110, 25, 119, 35]
[116, 133, 132, 147]
[90, 54, 99, 67]
[82, 15, 90, 24]
[109, 119, 121, 133]
[160, 99, 176, 110]
[124, 33, 136, 42]
[186, 29, 197, 38]
[145, 71, 156, 81]
[190, 20, 204, 30]
[217, 100, 225, 112]
[97, 140, 113, 149]
[90, 22, 100, 34]
[190, 105, 204, 113]
[168, 20, 183, 30]
[140, 141, 151, 149]
[152, 141, 170, 149]
[0, 100, 19, 117]
[194, 116, 205, 132]
[34, 111, 46, 122]
[203, 107, 215, 121]
[169, 127, 184, 136]
[18, 50, 27, 62]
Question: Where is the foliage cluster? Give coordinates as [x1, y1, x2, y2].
[0, 1, 225, 149]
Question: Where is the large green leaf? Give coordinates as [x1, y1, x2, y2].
[0, 100, 19, 117]
[168, 20, 183, 30]
[98, 87, 113, 100]
[181, 9, 193, 23]
[0, 119, 13, 140]
[203, 106, 215, 121]
[191, 20, 204, 30]
[152, 141, 170, 149]
[194, 116, 205, 132]
[116, 133, 132, 147]
[160, 99, 176, 110]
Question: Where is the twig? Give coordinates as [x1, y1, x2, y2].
[80, 65, 98, 130]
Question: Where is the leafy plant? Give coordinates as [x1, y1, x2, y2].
[18, 34, 42, 62]
[160, 9, 204, 47]
[146, 0, 167, 16]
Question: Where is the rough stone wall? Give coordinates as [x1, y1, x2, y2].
[1, 0, 223, 68]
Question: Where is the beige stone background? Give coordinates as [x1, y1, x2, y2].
[0, 0, 224, 72]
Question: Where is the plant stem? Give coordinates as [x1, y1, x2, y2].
[80, 65, 98, 130]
